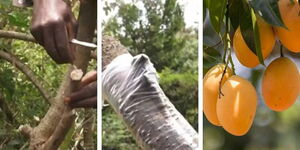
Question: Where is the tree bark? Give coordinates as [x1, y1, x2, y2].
[102, 35, 199, 150]
[18, 0, 97, 149]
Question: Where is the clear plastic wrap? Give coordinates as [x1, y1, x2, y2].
[102, 54, 198, 150]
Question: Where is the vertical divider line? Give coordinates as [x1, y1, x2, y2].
[97, 0, 102, 149]
[199, 0, 203, 150]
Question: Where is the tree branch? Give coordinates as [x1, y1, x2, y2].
[0, 50, 53, 102]
[102, 35, 128, 70]
[0, 30, 36, 43]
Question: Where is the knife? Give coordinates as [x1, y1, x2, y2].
[70, 39, 97, 49]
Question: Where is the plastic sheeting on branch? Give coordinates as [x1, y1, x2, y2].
[102, 54, 198, 150]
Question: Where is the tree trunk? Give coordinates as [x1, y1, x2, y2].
[102, 35, 199, 150]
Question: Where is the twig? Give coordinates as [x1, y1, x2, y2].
[0, 30, 36, 43]
[222, 2, 230, 64]
[280, 44, 284, 57]
[218, 60, 229, 99]
[218, 1, 235, 99]
[19, 142, 29, 150]
[229, 53, 235, 75]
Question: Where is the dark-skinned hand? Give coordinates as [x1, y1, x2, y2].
[30, 0, 77, 64]
[65, 70, 97, 108]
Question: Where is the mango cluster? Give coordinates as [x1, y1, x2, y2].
[204, 65, 257, 136]
[204, 0, 300, 136]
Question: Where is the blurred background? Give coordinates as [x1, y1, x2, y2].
[203, 4, 300, 150]
[102, 0, 199, 149]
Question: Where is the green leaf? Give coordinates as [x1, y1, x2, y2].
[239, 1, 256, 54]
[250, 0, 286, 28]
[8, 14, 29, 28]
[208, 0, 227, 33]
[251, 9, 265, 65]
[203, 45, 222, 74]
[228, 0, 244, 30]
[203, 45, 222, 59]
[203, 0, 208, 21]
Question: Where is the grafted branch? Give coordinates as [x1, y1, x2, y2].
[102, 36, 198, 150]
[0, 50, 53, 102]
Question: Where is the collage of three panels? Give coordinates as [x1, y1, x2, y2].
[1, 0, 300, 149]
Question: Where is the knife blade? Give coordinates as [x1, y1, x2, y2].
[70, 39, 97, 49]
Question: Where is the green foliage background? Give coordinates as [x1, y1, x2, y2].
[102, 0, 198, 149]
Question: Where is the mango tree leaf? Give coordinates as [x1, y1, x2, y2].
[203, 0, 208, 21]
[228, 0, 244, 30]
[251, 9, 264, 65]
[8, 14, 29, 28]
[208, 0, 227, 33]
[250, 0, 286, 28]
[239, 0, 256, 54]
[203, 45, 222, 74]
